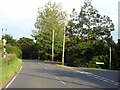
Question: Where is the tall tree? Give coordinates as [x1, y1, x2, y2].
[32, 1, 67, 60]
[65, 1, 116, 69]
[70, 1, 114, 40]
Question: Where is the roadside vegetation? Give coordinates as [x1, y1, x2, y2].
[1, 0, 119, 70]
[2, 54, 22, 84]
[0, 40, 2, 86]
[31, 1, 120, 70]
[0, 39, 22, 85]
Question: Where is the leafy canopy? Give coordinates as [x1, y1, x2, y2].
[69, 2, 114, 40]
[32, 1, 67, 60]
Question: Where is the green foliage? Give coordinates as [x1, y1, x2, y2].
[3, 34, 17, 46]
[111, 43, 120, 70]
[2, 57, 22, 84]
[64, 1, 119, 70]
[32, 1, 67, 60]
[1, 53, 22, 85]
[70, 2, 114, 40]
[0, 40, 2, 53]
[66, 39, 93, 67]
[6, 44, 22, 58]
[17, 37, 34, 59]
[2, 54, 17, 65]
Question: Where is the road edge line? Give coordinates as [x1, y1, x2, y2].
[5, 66, 23, 88]
[60, 65, 119, 86]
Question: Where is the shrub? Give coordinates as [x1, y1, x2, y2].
[87, 55, 109, 69]
[6, 44, 22, 58]
[2, 54, 17, 65]
[66, 40, 93, 67]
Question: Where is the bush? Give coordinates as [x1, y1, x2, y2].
[2, 54, 17, 65]
[66, 40, 93, 67]
[6, 44, 22, 58]
[87, 55, 109, 69]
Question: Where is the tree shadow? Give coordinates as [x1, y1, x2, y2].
[22, 60, 118, 88]
[32, 67, 117, 88]
[19, 72, 101, 88]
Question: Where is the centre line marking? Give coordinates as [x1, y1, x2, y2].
[60, 81, 66, 85]
[45, 67, 47, 69]
[55, 76, 66, 85]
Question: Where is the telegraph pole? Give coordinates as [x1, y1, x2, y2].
[109, 46, 111, 70]
[109, 36, 112, 70]
[52, 30, 55, 62]
[62, 26, 66, 65]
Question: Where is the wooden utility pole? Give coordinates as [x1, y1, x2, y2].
[109, 46, 111, 70]
[109, 36, 112, 70]
[62, 26, 66, 65]
[52, 30, 55, 62]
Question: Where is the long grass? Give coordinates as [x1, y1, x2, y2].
[1, 54, 22, 85]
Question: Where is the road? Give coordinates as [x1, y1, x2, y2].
[4, 60, 120, 88]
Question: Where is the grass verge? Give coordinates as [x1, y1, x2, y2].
[43, 60, 107, 70]
[1, 58, 22, 85]
[43, 60, 67, 66]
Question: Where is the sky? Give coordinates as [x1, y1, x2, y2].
[0, 0, 119, 42]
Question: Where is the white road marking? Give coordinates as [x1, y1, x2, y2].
[5, 66, 23, 88]
[55, 76, 66, 85]
[55, 76, 59, 80]
[60, 66, 119, 86]
[60, 81, 66, 85]
[45, 67, 47, 69]
[5, 76, 17, 88]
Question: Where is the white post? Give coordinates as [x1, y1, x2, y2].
[3, 39, 6, 58]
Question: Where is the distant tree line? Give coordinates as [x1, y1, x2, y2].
[2, 1, 120, 70]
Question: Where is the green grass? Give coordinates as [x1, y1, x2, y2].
[43, 60, 67, 66]
[43, 60, 107, 70]
[1, 58, 22, 85]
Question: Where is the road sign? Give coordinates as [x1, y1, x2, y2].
[3, 39, 6, 44]
[96, 62, 104, 65]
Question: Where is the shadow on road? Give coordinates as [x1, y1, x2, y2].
[22, 60, 119, 88]
[19, 72, 100, 88]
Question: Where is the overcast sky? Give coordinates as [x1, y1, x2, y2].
[0, 0, 119, 42]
